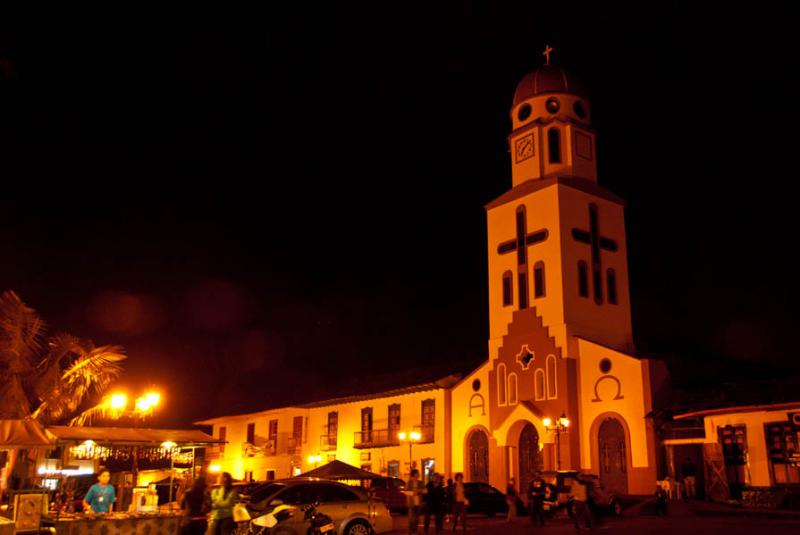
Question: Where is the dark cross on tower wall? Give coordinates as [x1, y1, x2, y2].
[571, 204, 618, 304]
[498, 209, 548, 310]
[543, 45, 554, 65]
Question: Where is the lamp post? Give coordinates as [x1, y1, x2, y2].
[543, 413, 570, 470]
[103, 391, 162, 487]
[398, 431, 421, 476]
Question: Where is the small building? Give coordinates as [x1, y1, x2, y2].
[672, 401, 800, 503]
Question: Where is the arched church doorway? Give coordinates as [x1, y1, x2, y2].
[518, 422, 542, 494]
[598, 417, 628, 495]
[468, 429, 489, 482]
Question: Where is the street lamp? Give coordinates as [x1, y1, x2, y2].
[398, 431, 421, 475]
[102, 390, 163, 486]
[543, 413, 570, 470]
[307, 454, 322, 468]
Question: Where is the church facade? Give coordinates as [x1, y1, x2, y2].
[198, 62, 662, 495]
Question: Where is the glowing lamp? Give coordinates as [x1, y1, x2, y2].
[109, 394, 127, 410]
[145, 392, 161, 406]
[209, 464, 221, 473]
[398, 432, 407, 441]
[542, 418, 552, 427]
[161, 441, 177, 450]
[561, 417, 570, 428]
[410, 431, 422, 441]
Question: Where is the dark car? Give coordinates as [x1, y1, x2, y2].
[368, 477, 407, 512]
[463, 482, 508, 517]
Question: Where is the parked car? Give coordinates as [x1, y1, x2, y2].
[539, 471, 623, 518]
[367, 477, 407, 512]
[463, 482, 508, 517]
[241, 477, 392, 535]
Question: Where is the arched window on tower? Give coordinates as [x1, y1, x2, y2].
[578, 261, 589, 298]
[546, 355, 558, 399]
[497, 363, 507, 406]
[548, 127, 561, 164]
[507, 373, 518, 405]
[607, 268, 618, 305]
[534, 369, 545, 401]
[534, 262, 545, 298]
[502, 271, 513, 307]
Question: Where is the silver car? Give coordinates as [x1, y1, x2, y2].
[242, 477, 392, 535]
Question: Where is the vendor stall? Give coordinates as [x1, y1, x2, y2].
[42, 511, 182, 535]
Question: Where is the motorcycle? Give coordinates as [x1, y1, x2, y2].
[246, 502, 333, 535]
[300, 502, 335, 535]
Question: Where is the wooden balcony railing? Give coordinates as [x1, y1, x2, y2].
[413, 424, 435, 444]
[354, 428, 400, 449]
[320, 435, 338, 451]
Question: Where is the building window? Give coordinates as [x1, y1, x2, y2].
[268, 420, 278, 452]
[765, 422, 800, 484]
[266, 469, 276, 481]
[497, 363, 507, 406]
[327, 411, 338, 448]
[218, 426, 227, 455]
[422, 458, 436, 484]
[607, 269, 618, 305]
[534, 369, 545, 401]
[502, 271, 513, 307]
[548, 127, 561, 164]
[578, 261, 589, 297]
[719, 425, 747, 498]
[534, 262, 545, 298]
[388, 460, 400, 478]
[362, 407, 373, 443]
[546, 355, 557, 399]
[422, 399, 435, 429]
[389, 404, 401, 440]
[507, 373, 518, 405]
[246, 423, 255, 444]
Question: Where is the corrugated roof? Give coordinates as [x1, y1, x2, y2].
[47, 426, 222, 446]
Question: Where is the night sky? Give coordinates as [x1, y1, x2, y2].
[1, 4, 798, 426]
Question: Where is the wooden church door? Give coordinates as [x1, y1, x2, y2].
[599, 417, 628, 494]
[518, 423, 542, 494]
[468, 430, 489, 482]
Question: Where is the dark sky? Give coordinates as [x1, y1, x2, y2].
[1, 4, 798, 425]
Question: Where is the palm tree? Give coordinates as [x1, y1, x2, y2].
[0, 290, 126, 425]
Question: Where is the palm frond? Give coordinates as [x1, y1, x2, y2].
[0, 290, 45, 372]
[68, 400, 108, 427]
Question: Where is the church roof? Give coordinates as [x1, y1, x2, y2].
[485, 176, 625, 210]
[513, 64, 586, 107]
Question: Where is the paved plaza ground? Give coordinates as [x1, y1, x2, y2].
[387, 502, 800, 534]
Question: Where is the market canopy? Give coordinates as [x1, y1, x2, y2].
[299, 460, 381, 480]
[46, 426, 223, 447]
[0, 419, 54, 448]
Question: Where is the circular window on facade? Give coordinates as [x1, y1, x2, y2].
[599, 358, 612, 374]
[517, 104, 532, 122]
[573, 100, 587, 119]
[472, 379, 481, 392]
[545, 97, 560, 114]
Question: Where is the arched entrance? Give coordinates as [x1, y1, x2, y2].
[518, 423, 542, 494]
[467, 429, 489, 482]
[598, 417, 628, 494]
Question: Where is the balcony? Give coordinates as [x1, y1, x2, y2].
[413, 424, 435, 444]
[320, 435, 338, 451]
[354, 428, 400, 449]
[287, 437, 302, 456]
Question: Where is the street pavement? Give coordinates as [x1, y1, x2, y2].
[387, 508, 800, 534]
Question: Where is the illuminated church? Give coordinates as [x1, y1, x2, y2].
[198, 55, 662, 496]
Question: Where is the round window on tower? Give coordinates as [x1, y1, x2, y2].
[472, 379, 481, 392]
[517, 104, 532, 122]
[573, 100, 587, 119]
[545, 97, 560, 114]
[599, 358, 612, 374]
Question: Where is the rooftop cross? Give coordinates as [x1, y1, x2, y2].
[543, 45, 554, 65]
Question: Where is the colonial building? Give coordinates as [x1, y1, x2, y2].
[197, 58, 663, 496]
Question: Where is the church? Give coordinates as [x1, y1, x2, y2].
[197, 56, 663, 496]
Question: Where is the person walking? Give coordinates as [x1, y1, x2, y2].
[451, 473, 468, 534]
[505, 477, 517, 523]
[570, 474, 593, 531]
[527, 472, 546, 528]
[444, 478, 454, 525]
[681, 457, 697, 499]
[83, 470, 116, 514]
[423, 473, 445, 534]
[210, 472, 237, 535]
[406, 469, 425, 534]
[180, 477, 209, 535]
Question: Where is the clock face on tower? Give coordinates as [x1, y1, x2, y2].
[515, 134, 534, 163]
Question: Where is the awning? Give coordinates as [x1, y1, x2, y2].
[299, 460, 380, 480]
[0, 419, 54, 448]
[46, 426, 223, 447]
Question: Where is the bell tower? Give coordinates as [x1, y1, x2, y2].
[486, 48, 634, 359]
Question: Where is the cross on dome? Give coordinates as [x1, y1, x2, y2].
[543, 45, 554, 65]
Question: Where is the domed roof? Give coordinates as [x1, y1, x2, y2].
[512, 64, 586, 107]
